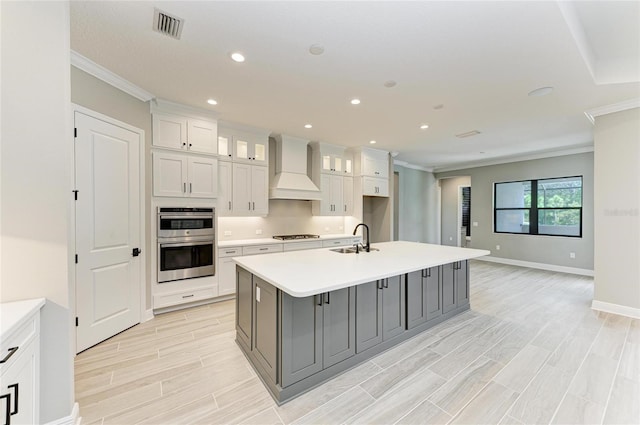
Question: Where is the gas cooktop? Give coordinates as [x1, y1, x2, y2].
[272, 234, 320, 240]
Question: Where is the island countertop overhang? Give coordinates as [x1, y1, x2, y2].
[233, 241, 490, 297]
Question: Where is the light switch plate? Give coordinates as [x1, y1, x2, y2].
[473, 222, 478, 227]
[256, 287, 261, 302]
[256, 229, 263, 235]
[224, 230, 232, 236]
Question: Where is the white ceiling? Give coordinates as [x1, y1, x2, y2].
[70, 1, 640, 171]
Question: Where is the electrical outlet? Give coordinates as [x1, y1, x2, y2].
[449, 237, 453, 241]
[570, 252, 576, 259]
[224, 230, 232, 237]
[473, 222, 478, 227]
[255, 229, 262, 235]
[496, 245, 500, 250]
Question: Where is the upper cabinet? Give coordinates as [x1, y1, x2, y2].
[310, 142, 354, 216]
[313, 142, 353, 176]
[153, 152, 218, 198]
[152, 113, 217, 154]
[350, 147, 390, 198]
[219, 122, 269, 166]
[217, 121, 271, 216]
[360, 148, 389, 179]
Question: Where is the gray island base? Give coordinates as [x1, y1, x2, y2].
[233, 241, 489, 404]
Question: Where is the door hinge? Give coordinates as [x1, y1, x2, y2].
[73, 190, 78, 201]
[74, 128, 77, 138]
[75, 317, 79, 327]
[75, 254, 78, 264]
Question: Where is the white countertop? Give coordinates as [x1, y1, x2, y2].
[219, 234, 359, 248]
[234, 241, 490, 297]
[0, 298, 46, 338]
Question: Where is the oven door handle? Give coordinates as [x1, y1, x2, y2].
[159, 241, 213, 248]
[158, 215, 214, 220]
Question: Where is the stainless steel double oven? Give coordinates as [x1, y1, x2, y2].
[157, 207, 215, 283]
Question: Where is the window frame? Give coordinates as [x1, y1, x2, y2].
[494, 175, 583, 238]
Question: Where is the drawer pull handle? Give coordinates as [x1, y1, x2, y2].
[1, 392, 10, 425]
[0, 347, 18, 364]
[7, 384, 17, 416]
[226, 250, 236, 254]
[182, 294, 194, 299]
[259, 248, 268, 251]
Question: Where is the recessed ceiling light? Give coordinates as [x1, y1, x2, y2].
[528, 86, 553, 97]
[350, 98, 361, 105]
[420, 124, 429, 129]
[384, 80, 397, 88]
[369, 140, 377, 144]
[309, 44, 325, 55]
[230, 52, 245, 63]
[207, 99, 218, 105]
[304, 124, 312, 129]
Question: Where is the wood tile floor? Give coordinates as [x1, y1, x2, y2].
[75, 261, 640, 424]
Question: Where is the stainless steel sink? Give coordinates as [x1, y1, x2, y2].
[330, 247, 379, 254]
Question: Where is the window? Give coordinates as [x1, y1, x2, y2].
[494, 176, 582, 237]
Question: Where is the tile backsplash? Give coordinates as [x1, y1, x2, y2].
[218, 199, 349, 240]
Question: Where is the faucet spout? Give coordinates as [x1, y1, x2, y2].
[352, 223, 370, 252]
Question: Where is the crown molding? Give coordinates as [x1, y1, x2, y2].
[151, 98, 221, 121]
[393, 160, 434, 173]
[584, 98, 640, 123]
[70, 50, 154, 102]
[433, 145, 594, 174]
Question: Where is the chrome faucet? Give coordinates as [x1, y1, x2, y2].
[352, 223, 370, 253]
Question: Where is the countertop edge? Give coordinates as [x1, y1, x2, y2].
[219, 234, 359, 248]
[235, 243, 490, 297]
[0, 297, 46, 338]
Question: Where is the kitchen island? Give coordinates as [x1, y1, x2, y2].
[234, 241, 489, 404]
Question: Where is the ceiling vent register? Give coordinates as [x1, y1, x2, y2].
[153, 9, 184, 40]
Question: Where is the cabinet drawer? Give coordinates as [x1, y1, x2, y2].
[0, 315, 37, 372]
[283, 240, 323, 251]
[154, 286, 217, 309]
[242, 244, 283, 256]
[322, 238, 356, 248]
[219, 247, 242, 258]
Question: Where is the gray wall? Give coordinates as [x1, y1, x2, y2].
[1, 2, 74, 421]
[393, 164, 439, 243]
[440, 176, 471, 246]
[436, 152, 594, 271]
[70, 66, 153, 309]
[593, 107, 640, 310]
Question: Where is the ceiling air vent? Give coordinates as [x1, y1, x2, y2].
[455, 130, 481, 138]
[153, 8, 184, 40]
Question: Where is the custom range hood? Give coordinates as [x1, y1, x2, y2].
[269, 134, 322, 201]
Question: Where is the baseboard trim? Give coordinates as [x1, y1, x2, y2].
[476, 256, 594, 276]
[45, 402, 80, 425]
[592, 300, 640, 319]
[144, 308, 154, 323]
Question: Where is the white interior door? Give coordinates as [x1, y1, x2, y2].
[75, 111, 142, 352]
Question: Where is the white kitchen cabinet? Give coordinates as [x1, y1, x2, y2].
[313, 174, 344, 216]
[218, 247, 242, 297]
[0, 299, 44, 425]
[311, 142, 353, 176]
[363, 176, 389, 197]
[362, 149, 389, 179]
[232, 163, 268, 216]
[153, 152, 218, 198]
[217, 160, 233, 216]
[343, 176, 354, 215]
[152, 113, 217, 154]
[217, 135, 233, 161]
[232, 134, 268, 166]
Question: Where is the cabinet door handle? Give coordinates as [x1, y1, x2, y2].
[383, 279, 389, 289]
[344, 205, 347, 212]
[0, 347, 18, 364]
[183, 182, 186, 193]
[182, 294, 194, 299]
[1, 393, 10, 425]
[253, 202, 255, 210]
[324, 292, 330, 304]
[189, 183, 192, 193]
[7, 384, 17, 416]
[316, 294, 323, 306]
[248, 202, 251, 210]
[377, 280, 383, 290]
[228, 201, 232, 210]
